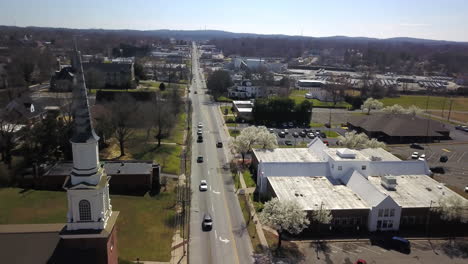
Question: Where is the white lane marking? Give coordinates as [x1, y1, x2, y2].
[215, 230, 218, 239]
[207, 170, 210, 175]
[457, 152, 466, 163]
[329, 244, 357, 255]
[209, 186, 211, 191]
[219, 237, 230, 244]
[212, 190, 220, 194]
[355, 244, 382, 255]
[428, 152, 435, 161]
[212, 204, 214, 212]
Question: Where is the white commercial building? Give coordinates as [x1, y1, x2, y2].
[253, 139, 466, 232]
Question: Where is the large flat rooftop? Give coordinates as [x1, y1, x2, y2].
[253, 148, 322, 163]
[368, 175, 464, 208]
[324, 148, 400, 162]
[268, 176, 369, 211]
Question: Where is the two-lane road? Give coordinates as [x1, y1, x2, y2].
[189, 43, 253, 264]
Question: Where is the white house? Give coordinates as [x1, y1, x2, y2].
[296, 79, 333, 101]
[228, 80, 261, 98]
[253, 139, 466, 232]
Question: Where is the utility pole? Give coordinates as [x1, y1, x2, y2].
[447, 98, 454, 121]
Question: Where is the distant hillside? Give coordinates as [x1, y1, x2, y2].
[1, 25, 465, 44]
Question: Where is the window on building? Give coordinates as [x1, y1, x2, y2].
[377, 220, 382, 229]
[390, 209, 395, 217]
[79, 199, 92, 221]
[356, 217, 361, 225]
[382, 220, 388, 228]
[384, 209, 389, 217]
[388, 220, 393, 228]
[410, 216, 416, 225]
[338, 166, 343, 171]
[331, 164, 334, 169]
[361, 165, 367, 170]
[378, 209, 383, 217]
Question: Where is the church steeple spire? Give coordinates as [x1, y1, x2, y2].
[71, 42, 99, 143]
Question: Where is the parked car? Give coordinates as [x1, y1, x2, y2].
[216, 141, 223, 148]
[323, 140, 329, 146]
[430, 166, 445, 174]
[299, 131, 307, 137]
[278, 131, 286, 138]
[197, 122, 203, 128]
[388, 236, 410, 253]
[202, 214, 213, 231]
[305, 93, 313, 99]
[455, 125, 467, 130]
[285, 140, 293, 146]
[292, 132, 299, 138]
[411, 152, 419, 159]
[197, 129, 203, 135]
[288, 122, 294, 127]
[307, 133, 315, 139]
[355, 260, 367, 264]
[199, 180, 208, 191]
[284, 129, 289, 134]
[194, 91, 198, 94]
[465, 186, 468, 193]
[440, 155, 448, 162]
[410, 143, 424, 150]
[418, 154, 426, 161]
[197, 156, 204, 163]
[269, 128, 274, 133]
[320, 132, 327, 138]
[197, 135, 203, 143]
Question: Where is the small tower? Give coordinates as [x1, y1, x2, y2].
[63, 43, 112, 231]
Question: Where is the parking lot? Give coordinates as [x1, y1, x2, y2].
[296, 239, 468, 264]
[268, 127, 338, 146]
[388, 143, 468, 192]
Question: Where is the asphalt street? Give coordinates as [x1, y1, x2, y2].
[189, 43, 253, 264]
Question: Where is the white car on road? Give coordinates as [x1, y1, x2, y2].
[198, 122, 203, 128]
[199, 180, 208, 191]
[411, 152, 419, 159]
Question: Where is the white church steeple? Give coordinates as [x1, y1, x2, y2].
[63, 42, 112, 231]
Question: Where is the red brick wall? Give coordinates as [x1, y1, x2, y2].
[106, 225, 118, 264]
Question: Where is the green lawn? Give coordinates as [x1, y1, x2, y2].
[238, 194, 263, 253]
[162, 112, 187, 145]
[101, 129, 183, 175]
[380, 95, 468, 111]
[289, 90, 351, 108]
[216, 96, 233, 103]
[242, 170, 256, 188]
[229, 129, 240, 137]
[309, 122, 324, 128]
[220, 106, 233, 115]
[0, 187, 177, 262]
[323, 130, 340, 138]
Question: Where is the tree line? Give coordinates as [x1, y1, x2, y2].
[253, 97, 312, 126]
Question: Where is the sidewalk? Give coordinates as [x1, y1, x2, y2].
[238, 171, 269, 251]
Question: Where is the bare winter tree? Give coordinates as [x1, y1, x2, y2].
[0, 112, 21, 168]
[107, 94, 137, 156]
[151, 92, 175, 147]
[260, 198, 310, 250]
[324, 77, 346, 106]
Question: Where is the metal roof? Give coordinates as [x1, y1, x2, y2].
[254, 148, 321, 163]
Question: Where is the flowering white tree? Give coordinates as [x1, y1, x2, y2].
[337, 131, 386, 149]
[382, 104, 406, 114]
[406, 105, 423, 116]
[260, 198, 310, 250]
[432, 196, 468, 223]
[230, 126, 277, 163]
[362, 98, 384, 115]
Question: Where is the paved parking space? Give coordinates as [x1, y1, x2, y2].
[266, 127, 342, 146]
[297, 239, 468, 264]
[388, 144, 468, 191]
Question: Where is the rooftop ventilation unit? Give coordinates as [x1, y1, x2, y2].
[336, 149, 356, 159]
[371, 156, 382, 161]
[381, 175, 397, 190]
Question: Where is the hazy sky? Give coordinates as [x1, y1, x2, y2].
[1, 0, 467, 41]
